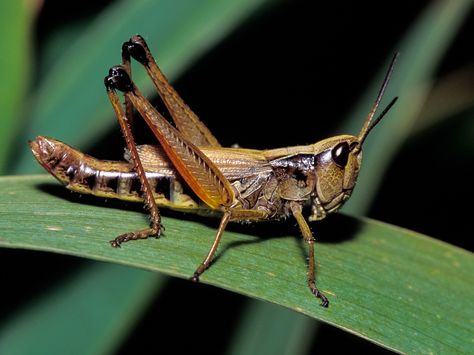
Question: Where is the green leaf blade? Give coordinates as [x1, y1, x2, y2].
[1, 175, 472, 353]
[0, 1, 34, 172]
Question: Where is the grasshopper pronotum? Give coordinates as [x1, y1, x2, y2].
[30, 35, 398, 306]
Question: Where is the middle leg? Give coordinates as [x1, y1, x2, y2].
[191, 210, 232, 282]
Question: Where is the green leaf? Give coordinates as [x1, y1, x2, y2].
[1, 175, 472, 353]
[0, 1, 35, 172]
[0, 263, 164, 355]
[13, 0, 275, 174]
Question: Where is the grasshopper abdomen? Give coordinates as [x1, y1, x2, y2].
[30, 136, 198, 209]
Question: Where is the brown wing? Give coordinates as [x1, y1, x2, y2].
[126, 86, 233, 209]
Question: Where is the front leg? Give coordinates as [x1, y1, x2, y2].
[290, 201, 329, 307]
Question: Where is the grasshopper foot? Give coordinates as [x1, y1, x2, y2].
[310, 287, 329, 307]
[190, 263, 208, 283]
[190, 273, 200, 283]
[110, 232, 137, 247]
[110, 226, 161, 247]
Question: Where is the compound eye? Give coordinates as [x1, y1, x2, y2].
[331, 142, 349, 168]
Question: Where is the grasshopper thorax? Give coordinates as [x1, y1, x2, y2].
[269, 134, 362, 221]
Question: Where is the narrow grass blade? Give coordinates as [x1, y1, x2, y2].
[0, 263, 163, 355]
[413, 65, 474, 134]
[229, 301, 316, 355]
[0, 1, 35, 172]
[0, 175, 472, 353]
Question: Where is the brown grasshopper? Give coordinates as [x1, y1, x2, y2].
[30, 35, 398, 307]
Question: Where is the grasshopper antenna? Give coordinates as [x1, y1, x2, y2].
[358, 52, 399, 145]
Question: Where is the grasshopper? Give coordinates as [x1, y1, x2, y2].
[30, 35, 398, 307]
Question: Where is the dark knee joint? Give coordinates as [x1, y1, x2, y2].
[123, 35, 149, 65]
[104, 66, 134, 92]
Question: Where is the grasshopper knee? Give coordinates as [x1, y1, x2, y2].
[123, 36, 149, 65]
[104, 66, 134, 92]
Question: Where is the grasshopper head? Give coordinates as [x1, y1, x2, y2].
[310, 93, 396, 220]
[309, 54, 399, 221]
[309, 134, 361, 220]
